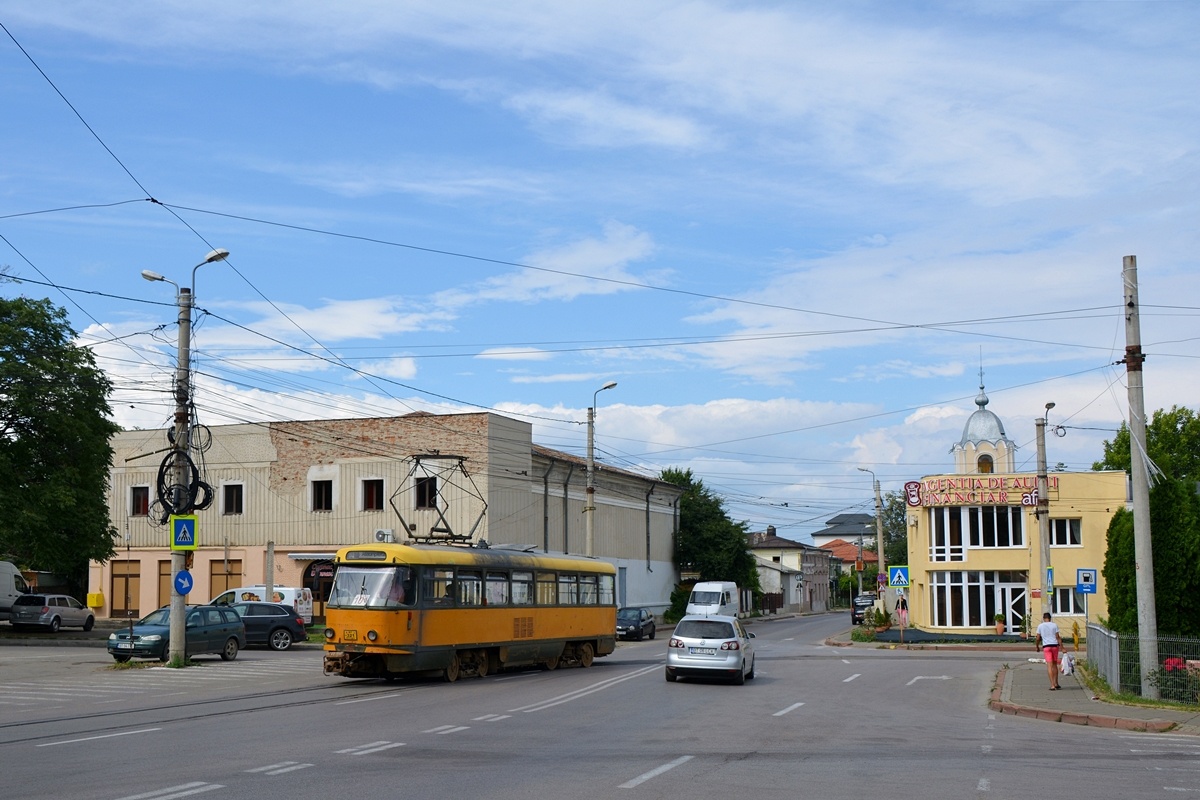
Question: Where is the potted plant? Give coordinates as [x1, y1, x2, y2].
[1019, 612, 1031, 639]
[874, 607, 892, 632]
[994, 613, 1006, 635]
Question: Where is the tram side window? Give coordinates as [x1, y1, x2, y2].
[512, 571, 535, 605]
[536, 572, 557, 605]
[424, 568, 455, 606]
[599, 574, 615, 605]
[558, 573, 579, 605]
[579, 575, 598, 605]
[486, 572, 509, 605]
[458, 570, 483, 606]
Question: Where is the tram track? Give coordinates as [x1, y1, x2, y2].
[0, 678, 418, 745]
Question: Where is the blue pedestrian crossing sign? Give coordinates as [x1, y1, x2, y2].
[889, 566, 910, 588]
[170, 514, 199, 551]
[173, 569, 194, 596]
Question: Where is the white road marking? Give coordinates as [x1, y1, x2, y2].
[337, 741, 406, 755]
[907, 675, 951, 686]
[37, 727, 162, 747]
[245, 761, 314, 775]
[843, 673, 861, 682]
[509, 664, 661, 713]
[620, 755, 694, 789]
[773, 702, 806, 717]
[112, 782, 223, 800]
[977, 778, 991, 791]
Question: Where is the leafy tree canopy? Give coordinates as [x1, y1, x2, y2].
[1093, 405, 1200, 482]
[0, 295, 120, 586]
[881, 490, 909, 567]
[660, 467, 760, 593]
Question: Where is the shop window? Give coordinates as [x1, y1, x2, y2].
[415, 476, 438, 509]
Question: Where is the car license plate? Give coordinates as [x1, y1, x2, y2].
[117, 642, 133, 649]
[690, 647, 716, 655]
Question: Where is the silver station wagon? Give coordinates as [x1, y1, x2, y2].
[10, 593, 95, 632]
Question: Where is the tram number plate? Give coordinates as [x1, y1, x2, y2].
[343, 630, 358, 641]
[690, 647, 716, 655]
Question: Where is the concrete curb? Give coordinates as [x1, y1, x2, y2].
[988, 666, 1179, 733]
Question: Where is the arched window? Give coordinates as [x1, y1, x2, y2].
[977, 454, 994, 474]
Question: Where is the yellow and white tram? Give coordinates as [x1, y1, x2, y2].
[322, 542, 617, 681]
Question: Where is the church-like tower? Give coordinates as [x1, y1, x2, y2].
[950, 379, 1016, 475]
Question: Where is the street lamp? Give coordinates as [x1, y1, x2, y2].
[1036, 402, 1055, 619]
[142, 247, 229, 664]
[857, 467, 885, 600]
[585, 381, 617, 557]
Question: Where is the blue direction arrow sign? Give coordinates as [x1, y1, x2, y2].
[170, 514, 199, 551]
[889, 566, 910, 588]
[174, 569, 194, 596]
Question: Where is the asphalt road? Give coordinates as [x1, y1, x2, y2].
[3, 614, 1198, 799]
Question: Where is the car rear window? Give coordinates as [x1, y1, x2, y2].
[14, 595, 45, 605]
[675, 620, 735, 639]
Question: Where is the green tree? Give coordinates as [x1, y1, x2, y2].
[1093, 405, 1200, 481]
[0, 296, 119, 591]
[881, 490, 909, 567]
[1102, 478, 1200, 636]
[660, 467, 760, 591]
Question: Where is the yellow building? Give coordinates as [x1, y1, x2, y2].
[903, 384, 1128, 634]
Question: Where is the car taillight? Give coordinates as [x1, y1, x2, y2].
[40, 606, 50, 613]
[295, 617, 304, 626]
[669, 637, 685, 648]
[720, 641, 741, 651]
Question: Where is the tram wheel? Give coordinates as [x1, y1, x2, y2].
[542, 655, 559, 671]
[577, 642, 595, 668]
[475, 649, 489, 678]
[443, 652, 460, 683]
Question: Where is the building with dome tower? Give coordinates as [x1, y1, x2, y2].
[901, 381, 1127, 635]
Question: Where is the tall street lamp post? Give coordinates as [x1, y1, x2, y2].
[142, 248, 229, 663]
[585, 381, 617, 557]
[858, 467, 885, 603]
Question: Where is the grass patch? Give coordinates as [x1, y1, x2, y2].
[1076, 660, 1200, 711]
[850, 627, 876, 643]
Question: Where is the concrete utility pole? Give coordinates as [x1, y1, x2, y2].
[858, 467, 885, 603]
[1036, 404, 1054, 617]
[144, 248, 229, 664]
[584, 381, 617, 557]
[1124, 255, 1159, 699]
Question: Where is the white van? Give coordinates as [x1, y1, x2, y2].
[686, 581, 740, 617]
[211, 585, 313, 624]
[0, 561, 32, 621]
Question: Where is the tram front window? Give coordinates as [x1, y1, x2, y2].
[328, 566, 415, 608]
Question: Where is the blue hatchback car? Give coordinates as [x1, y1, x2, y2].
[107, 605, 245, 662]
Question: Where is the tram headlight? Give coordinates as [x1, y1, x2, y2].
[323, 628, 335, 639]
[367, 630, 379, 642]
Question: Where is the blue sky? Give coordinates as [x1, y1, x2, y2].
[2, 2, 1198, 542]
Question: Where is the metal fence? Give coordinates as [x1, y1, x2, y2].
[1086, 622, 1200, 702]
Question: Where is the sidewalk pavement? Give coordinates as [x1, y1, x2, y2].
[824, 626, 1200, 735]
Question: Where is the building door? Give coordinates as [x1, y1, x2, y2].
[998, 583, 1027, 633]
[111, 561, 140, 619]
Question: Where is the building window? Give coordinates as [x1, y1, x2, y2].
[977, 455, 994, 474]
[415, 476, 438, 509]
[363, 479, 385, 511]
[223, 484, 244, 515]
[1050, 518, 1082, 547]
[131, 486, 150, 517]
[929, 507, 965, 562]
[930, 570, 1028, 628]
[158, 560, 172, 608]
[210, 560, 243, 595]
[966, 506, 1025, 549]
[1052, 587, 1084, 614]
[312, 480, 333, 512]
